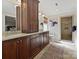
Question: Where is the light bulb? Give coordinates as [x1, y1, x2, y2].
[39, 12, 42, 15]
[42, 15, 45, 17]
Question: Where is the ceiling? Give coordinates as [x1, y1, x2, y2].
[2, 0, 77, 16]
[39, 0, 77, 16]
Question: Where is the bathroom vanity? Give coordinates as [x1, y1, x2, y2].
[2, 0, 49, 59]
[2, 31, 49, 59]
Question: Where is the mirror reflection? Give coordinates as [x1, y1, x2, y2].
[2, 0, 20, 32]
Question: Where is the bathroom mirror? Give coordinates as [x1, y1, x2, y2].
[2, 0, 21, 32]
[5, 16, 16, 31]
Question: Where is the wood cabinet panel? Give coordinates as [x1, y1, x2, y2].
[2, 39, 17, 59]
[30, 34, 41, 59]
[2, 37, 30, 59]
[39, 33, 43, 49]
[43, 32, 49, 47]
[30, 0, 39, 32]
[21, 0, 39, 33]
[17, 37, 30, 59]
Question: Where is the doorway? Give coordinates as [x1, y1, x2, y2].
[61, 16, 72, 41]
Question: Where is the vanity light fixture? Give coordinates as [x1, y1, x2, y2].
[17, 0, 21, 4]
[39, 12, 48, 19]
[39, 12, 42, 16]
[42, 14, 45, 17]
[16, 0, 21, 6]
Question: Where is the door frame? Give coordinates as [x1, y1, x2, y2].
[60, 16, 73, 41]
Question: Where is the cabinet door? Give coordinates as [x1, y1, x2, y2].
[21, 0, 39, 33]
[30, 34, 41, 59]
[39, 33, 43, 50]
[2, 40, 17, 59]
[21, 0, 31, 33]
[17, 37, 30, 59]
[2, 37, 30, 59]
[43, 32, 49, 47]
[30, 0, 39, 32]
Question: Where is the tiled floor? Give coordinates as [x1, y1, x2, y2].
[34, 40, 77, 59]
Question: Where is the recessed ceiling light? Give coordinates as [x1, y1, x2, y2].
[55, 3, 58, 6]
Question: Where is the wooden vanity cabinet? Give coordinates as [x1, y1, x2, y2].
[2, 36, 30, 59]
[30, 32, 49, 59]
[2, 32, 49, 59]
[2, 39, 17, 59]
[39, 33, 44, 49]
[30, 34, 42, 59]
[43, 32, 49, 47]
[17, 37, 30, 59]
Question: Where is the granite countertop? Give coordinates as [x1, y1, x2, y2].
[2, 31, 49, 41]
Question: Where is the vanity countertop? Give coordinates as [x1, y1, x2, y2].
[2, 31, 49, 41]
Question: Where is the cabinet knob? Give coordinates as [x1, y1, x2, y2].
[20, 40, 22, 42]
[17, 41, 19, 44]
